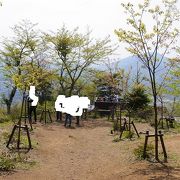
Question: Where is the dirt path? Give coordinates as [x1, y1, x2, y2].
[1, 120, 180, 180]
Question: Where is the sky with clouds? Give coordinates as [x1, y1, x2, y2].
[0, 0, 179, 59]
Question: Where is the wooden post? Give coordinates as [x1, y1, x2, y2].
[128, 110, 131, 132]
[132, 121, 140, 138]
[6, 125, 17, 148]
[40, 100, 52, 123]
[143, 131, 149, 159]
[26, 125, 32, 149]
[7, 92, 32, 150]
[17, 125, 21, 149]
[45, 100, 47, 123]
[119, 105, 122, 131]
[159, 131, 167, 162]
[119, 121, 126, 139]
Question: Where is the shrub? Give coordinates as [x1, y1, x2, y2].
[112, 136, 120, 142]
[0, 152, 36, 171]
[123, 131, 134, 139]
[134, 144, 154, 160]
[0, 153, 15, 171]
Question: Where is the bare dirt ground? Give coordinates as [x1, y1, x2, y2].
[1, 119, 180, 180]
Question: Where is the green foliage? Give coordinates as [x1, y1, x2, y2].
[80, 82, 97, 101]
[134, 143, 154, 160]
[125, 84, 150, 111]
[122, 131, 134, 139]
[45, 26, 113, 96]
[12, 63, 55, 92]
[0, 20, 40, 114]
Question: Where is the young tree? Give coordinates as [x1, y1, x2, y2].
[105, 59, 132, 97]
[115, 0, 179, 160]
[44, 26, 113, 96]
[125, 84, 150, 111]
[164, 55, 180, 116]
[0, 20, 39, 113]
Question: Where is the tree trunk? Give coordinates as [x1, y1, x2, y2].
[6, 104, 11, 114]
[4, 86, 17, 114]
[153, 94, 159, 161]
[69, 82, 76, 96]
[149, 68, 159, 161]
[170, 97, 176, 116]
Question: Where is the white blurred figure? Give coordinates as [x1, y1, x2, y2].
[28, 86, 39, 124]
[55, 95, 66, 121]
[55, 95, 90, 127]
[29, 86, 39, 106]
[65, 96, 90, 117]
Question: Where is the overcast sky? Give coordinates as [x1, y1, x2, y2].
[0, 0, 179, 59]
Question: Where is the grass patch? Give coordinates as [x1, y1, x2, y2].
[168, 153, 180, 167]
[13, 153, 37, 170]
[0, 151, 36, 171]
[0, 130, 37, 171]
[0, 111, 11, 124]
[112, 136, 121, 142]
[1, 130, 38, 149]
[0, 152, 15, 171]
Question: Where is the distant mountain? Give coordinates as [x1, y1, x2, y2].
[94, 55, 168, 84]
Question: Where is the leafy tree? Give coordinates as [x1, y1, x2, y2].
[0, 20, 39, 114]
[44, 26, 113, 96]
[12, 62, 56, 102]
[115, 0, 179, 160]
